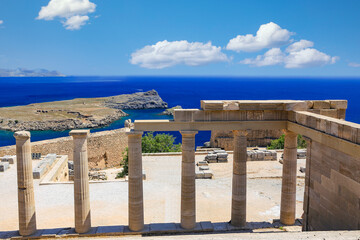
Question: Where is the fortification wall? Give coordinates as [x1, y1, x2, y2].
[0, 128, 128, 169]
[304, 140, 360, 230]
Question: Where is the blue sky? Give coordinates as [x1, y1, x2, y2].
[0, 0, 360, 76]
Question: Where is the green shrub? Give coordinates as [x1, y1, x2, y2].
[141, 132, 182, 153]
[116, 147, 128, 178]
[267, 134, 307, 149]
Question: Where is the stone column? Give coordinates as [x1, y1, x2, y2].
[14, 131, 37, 236]
[127, 130, 144, 231]
[180, 131, 198, 229]
[231, 130, 248, 227]
[70, 130, 91, 233]
[280, 130, 298, 225]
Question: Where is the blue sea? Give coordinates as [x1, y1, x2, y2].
[1, 76, 360, 147]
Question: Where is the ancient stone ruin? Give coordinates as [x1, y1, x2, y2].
[9, 99, 360, 237]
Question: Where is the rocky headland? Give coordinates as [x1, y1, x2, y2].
[0, 90, 167, 131]
[160, 105, 183, 115]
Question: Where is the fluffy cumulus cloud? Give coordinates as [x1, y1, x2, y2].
[240, 40, 337, 68]
[130, 40, 229, 69]
[37, 0, 96, 30]
[226, 22, 292, 52]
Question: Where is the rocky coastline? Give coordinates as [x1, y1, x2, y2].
[0, 90, 167, 132]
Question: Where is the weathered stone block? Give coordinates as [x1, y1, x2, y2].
[338, 109, 346, 119]
[330, 122, 339, 136]
[306, 101, 314, 109]
[203, 170, 213, 178]
[0, 155, 15, 164]
[223, 101, 239, 110]
[0, 162, 9, 172]
[329, 100, 347, 109]
[340, 124, 357, 142]
[197, 161, 208, 166]
[201, 101, 224, 110]
[313, 100, 331, 109]
[195, 170, 204, 178]
[199, 166, 209, 170]
[320, 109, 338, 118]
[256, 151, 265, 160]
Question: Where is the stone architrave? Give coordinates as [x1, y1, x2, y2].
[127, 130, 144, 231]
[231, 130, 248, 227]
[280, 130, 298, 225]
[14, 131, 37, 236]
[180, 131, 198, 229]
[70, 130, 91, 233]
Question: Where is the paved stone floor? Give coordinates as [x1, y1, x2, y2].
[0, 154, 305, 233]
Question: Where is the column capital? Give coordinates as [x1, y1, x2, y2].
[284, 129, 297, 137]
[126, 130, 144, 137]
[180, 130, 198, 136]
[14, 131, 31, 140]
[69, 129, 90, 138]
[233, 130, 250, 137]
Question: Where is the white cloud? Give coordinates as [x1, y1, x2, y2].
[240, 48, 285, 67]
[130, 40, 229, 69]
[226, 22, 292, 52]
[286, 39, 313, 53]
[63, 15, 89, 30]
[241, 40, 338, 68]
[349, 62, 360, 67]
[37, 0, 96, 30]
[285, 48, 337, 68]
[0, 20, 3, 25]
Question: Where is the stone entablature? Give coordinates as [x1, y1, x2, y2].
[194, 100, 348, 149]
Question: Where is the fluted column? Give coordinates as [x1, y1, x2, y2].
[231, 130, 248, 227]
[180, 130, 198, 229]
[70, 130, 91, 233]
[280, 130, 298, 225]
[14, 131, 37, 236]
[127, 130, 144, 231]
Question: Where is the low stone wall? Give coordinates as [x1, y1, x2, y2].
[0, 128, 128, 169]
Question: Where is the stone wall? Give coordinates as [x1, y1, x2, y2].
[303, 140, 360, 230]
[0, 128, 128, 169]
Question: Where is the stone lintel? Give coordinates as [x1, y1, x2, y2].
[69, 129, 90, 138]
[14, 131, 31, 139]
[200, 100, 308, 111]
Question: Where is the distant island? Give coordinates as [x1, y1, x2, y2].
[0, 68, 65, 77]
[0, 90, 167, 131]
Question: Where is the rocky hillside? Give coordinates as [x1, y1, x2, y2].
[0, 90, 167, 131]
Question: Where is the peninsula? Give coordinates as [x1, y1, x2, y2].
[0, 90, 167, 131]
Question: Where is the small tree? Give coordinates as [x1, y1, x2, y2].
[142, 132, 182, 153]
[116, 147, 128, 178]
[267, 134, 307, 149]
